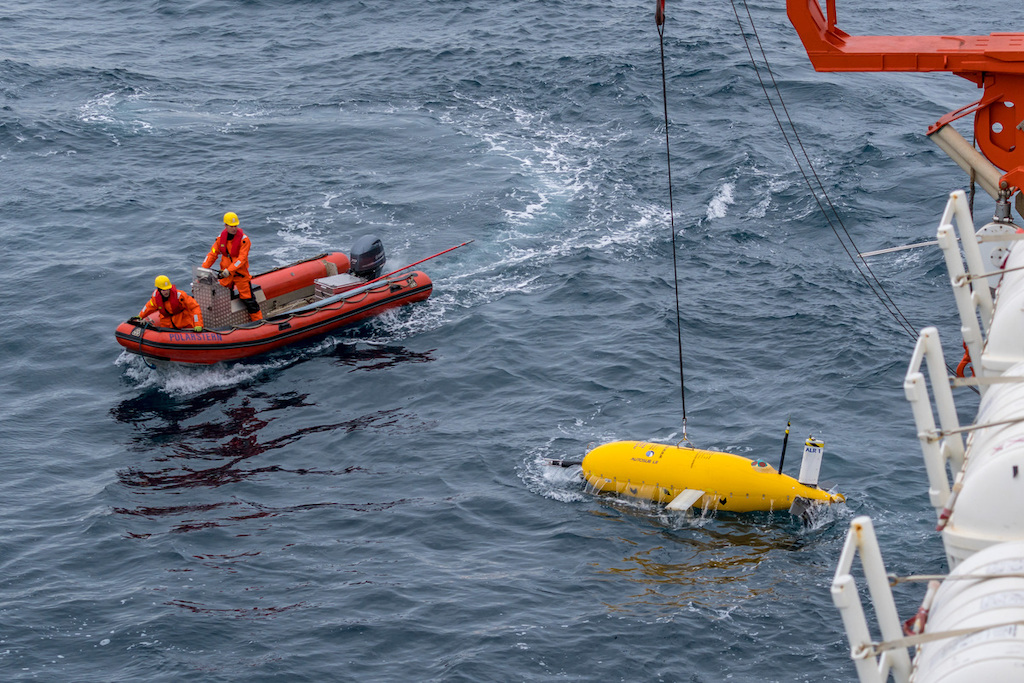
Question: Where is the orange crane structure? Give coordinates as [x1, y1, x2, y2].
[787, 0, 1024, 200]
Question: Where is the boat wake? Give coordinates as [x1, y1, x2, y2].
[114, 350, 294, 396]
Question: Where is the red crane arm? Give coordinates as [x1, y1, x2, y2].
[788, 0, 1024, 78]
[787, 0, 1024, 189]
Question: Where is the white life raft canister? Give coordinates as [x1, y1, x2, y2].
[912, 540, 1024, 682]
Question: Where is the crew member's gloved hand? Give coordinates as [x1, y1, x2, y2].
[129, 316, 141, 322]
[194, 326, 203, 332]
[218, 270, 230, 279]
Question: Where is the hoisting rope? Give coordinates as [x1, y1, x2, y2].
[656, 0, 688, 443]
[729, 0, 974, 387]
[726, 1, 923, 341]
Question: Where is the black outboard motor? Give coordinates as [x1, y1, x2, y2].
[349, 235, 386, 280]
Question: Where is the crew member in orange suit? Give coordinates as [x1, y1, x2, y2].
[132, 275, 204, 331]
[201, 211, 263, 321]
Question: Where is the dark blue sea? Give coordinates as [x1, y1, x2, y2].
[1, 1, 1011, 680]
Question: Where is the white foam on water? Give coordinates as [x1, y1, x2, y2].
[453, 94, 617, 232]
[234, 91, 669, 343]
[799, 492, 848, 531]
[268, 198, 415, 266]
[114, 350, 293, 397]
[519, 452, 588, 504]
[503, 193, 551, 225]
[706, 182, 735, 220]
[517, 413, 627, 504]
[78, 92, 128, 125]
[76, 90, 152, 144]
[749, 190, 772, 219]
[893, 247, 926, 268]
[269, 209, 332, 260]
[321, 192, 344, 209]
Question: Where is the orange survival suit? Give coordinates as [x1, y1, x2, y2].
[138, 286, 204, 330]
[201, 228, 263, 321]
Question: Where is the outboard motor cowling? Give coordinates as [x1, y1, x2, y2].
[349, 235, 386, 280]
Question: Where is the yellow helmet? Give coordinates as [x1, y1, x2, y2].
[154, 275, 173, 290]
[223, 211, 239, 227]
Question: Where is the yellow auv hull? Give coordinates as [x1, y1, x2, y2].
[581, 440, 845, 513]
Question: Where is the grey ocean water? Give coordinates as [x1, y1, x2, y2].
[0, 1, 1009, 680]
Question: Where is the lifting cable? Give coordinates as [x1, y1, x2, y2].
[728, 0, 921, 341]
[729, 0, 975, 385]
[656, 0, 689, 442]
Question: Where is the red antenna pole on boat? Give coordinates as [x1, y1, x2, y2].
[364, 240, 474, 286]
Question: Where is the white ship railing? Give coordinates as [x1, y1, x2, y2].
[903, 327, 965, 518]
[832, 516, 913, 683]
[936, 189, 1024, 381]
[834, 516, 1024, 683]
[833, 193, 1024, 681]
[935, 191, 991, 393]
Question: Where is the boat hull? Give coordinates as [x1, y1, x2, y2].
[115, 255, 432, 364]
[581, 440, 844, 513]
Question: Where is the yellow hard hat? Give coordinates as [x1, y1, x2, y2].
[154, 275, 173, 290]
[223, 211, 239, 227]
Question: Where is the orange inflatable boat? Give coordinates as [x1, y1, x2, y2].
[115, 239, 436, 365]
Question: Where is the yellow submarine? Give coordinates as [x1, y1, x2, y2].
[581, 438, 845, 515]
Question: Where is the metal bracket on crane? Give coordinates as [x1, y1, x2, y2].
[787, 0, 1024, 195]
